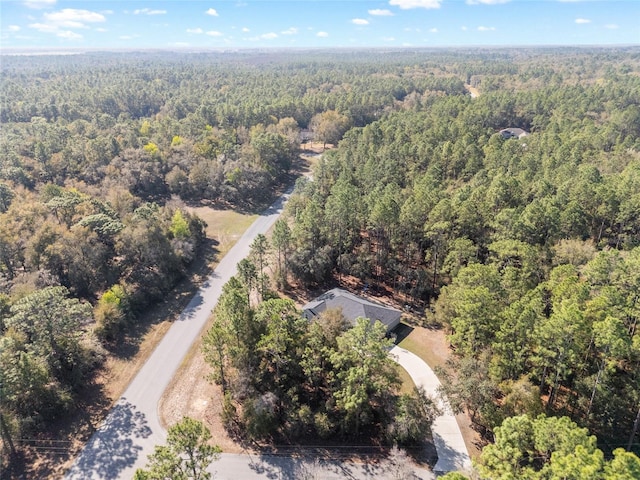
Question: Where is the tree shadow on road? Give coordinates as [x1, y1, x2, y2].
[65, 399, 152, 480]
[246, 450, 398, 480]
[431, 430, 470, 475]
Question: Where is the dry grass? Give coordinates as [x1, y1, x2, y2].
[158, 335, 245, 453]
[187, 207, 258, 263]
[398, 326, 450, 371]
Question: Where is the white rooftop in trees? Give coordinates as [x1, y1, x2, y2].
[499, 127, 529, 139]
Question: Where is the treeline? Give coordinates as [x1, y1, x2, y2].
[281, 50, 640, 451]
[444, 413, 640, 480]
[0, 185, 205, 436]
[0, 51, 464, 209]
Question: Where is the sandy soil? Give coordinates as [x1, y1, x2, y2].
[464, 84, 480, 98]
[159, 336, 245, 453]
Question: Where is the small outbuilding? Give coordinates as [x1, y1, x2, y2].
[500, 127, 529, 139]
[302, 288, 402, 334]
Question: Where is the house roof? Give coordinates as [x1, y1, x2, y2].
[500, 127, 529, 138]
[302, 288, 402, 331]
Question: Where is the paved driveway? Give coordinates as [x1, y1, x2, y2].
[389, 346, 472, 475]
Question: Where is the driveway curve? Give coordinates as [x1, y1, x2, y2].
[389, 346, 472, 475]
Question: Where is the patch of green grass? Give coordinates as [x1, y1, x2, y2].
[395, 363, 416, 395]
[190, 207, 258, 258]
[398, 336, 428, 363]
[397, 327, 448, 371]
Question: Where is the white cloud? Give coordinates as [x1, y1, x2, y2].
[101, 10, 114, 15]
[24, 0, 56, 10]
[316, 31, 329, 37]
[575, 18, 591, 24]
[281, 27, 298, 35]
[467, 0, 510, 4]
[389, 0, 442, 10]
[382, 36, 395, 41]
[604, 24, 619, 29]
[242, 27, 250, 32]
[119, 34, 141, 40]
[57, 30, 82, 39]
[206, 30, 224, 37]
[352, 18, 369, 25]
[206, 8, 219, 16]
[261, 32, 278, 39]
[429, 27, 438, 33]
[33, 7, 105, 37]
[369, 9, 394, 16]
[461, 25, 468, 31]
[8, 25, 21, 32]
[95, 27, 108, 32]
[133, 8, 166, 15]
[187, 28, 204, 34]
[44, 9, 106, 27]
[29, 22, 58, 33]
[478, 25, 496, 31]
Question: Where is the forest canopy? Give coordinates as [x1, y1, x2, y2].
[275, 47, 640, 455]
[1, 47, 640, 471]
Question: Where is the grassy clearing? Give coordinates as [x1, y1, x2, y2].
[397, 325, 450, 371]
[188, 207, 258, 262]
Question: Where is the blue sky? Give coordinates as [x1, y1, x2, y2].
[1, 0, 638, 50]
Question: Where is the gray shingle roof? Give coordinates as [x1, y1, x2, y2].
[302, 288, 402, 332]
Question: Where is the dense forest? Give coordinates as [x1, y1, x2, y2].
[277, 47, 640, 458]
[2, 47, 640, 475]
[0, 49, 466, 470]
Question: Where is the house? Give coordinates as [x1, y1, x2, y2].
[499, 127, 529, 139]
[302, 288, 402, 334]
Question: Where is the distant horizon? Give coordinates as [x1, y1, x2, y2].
[2, 0, 638, 51]
[2, 43, 639, 56]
